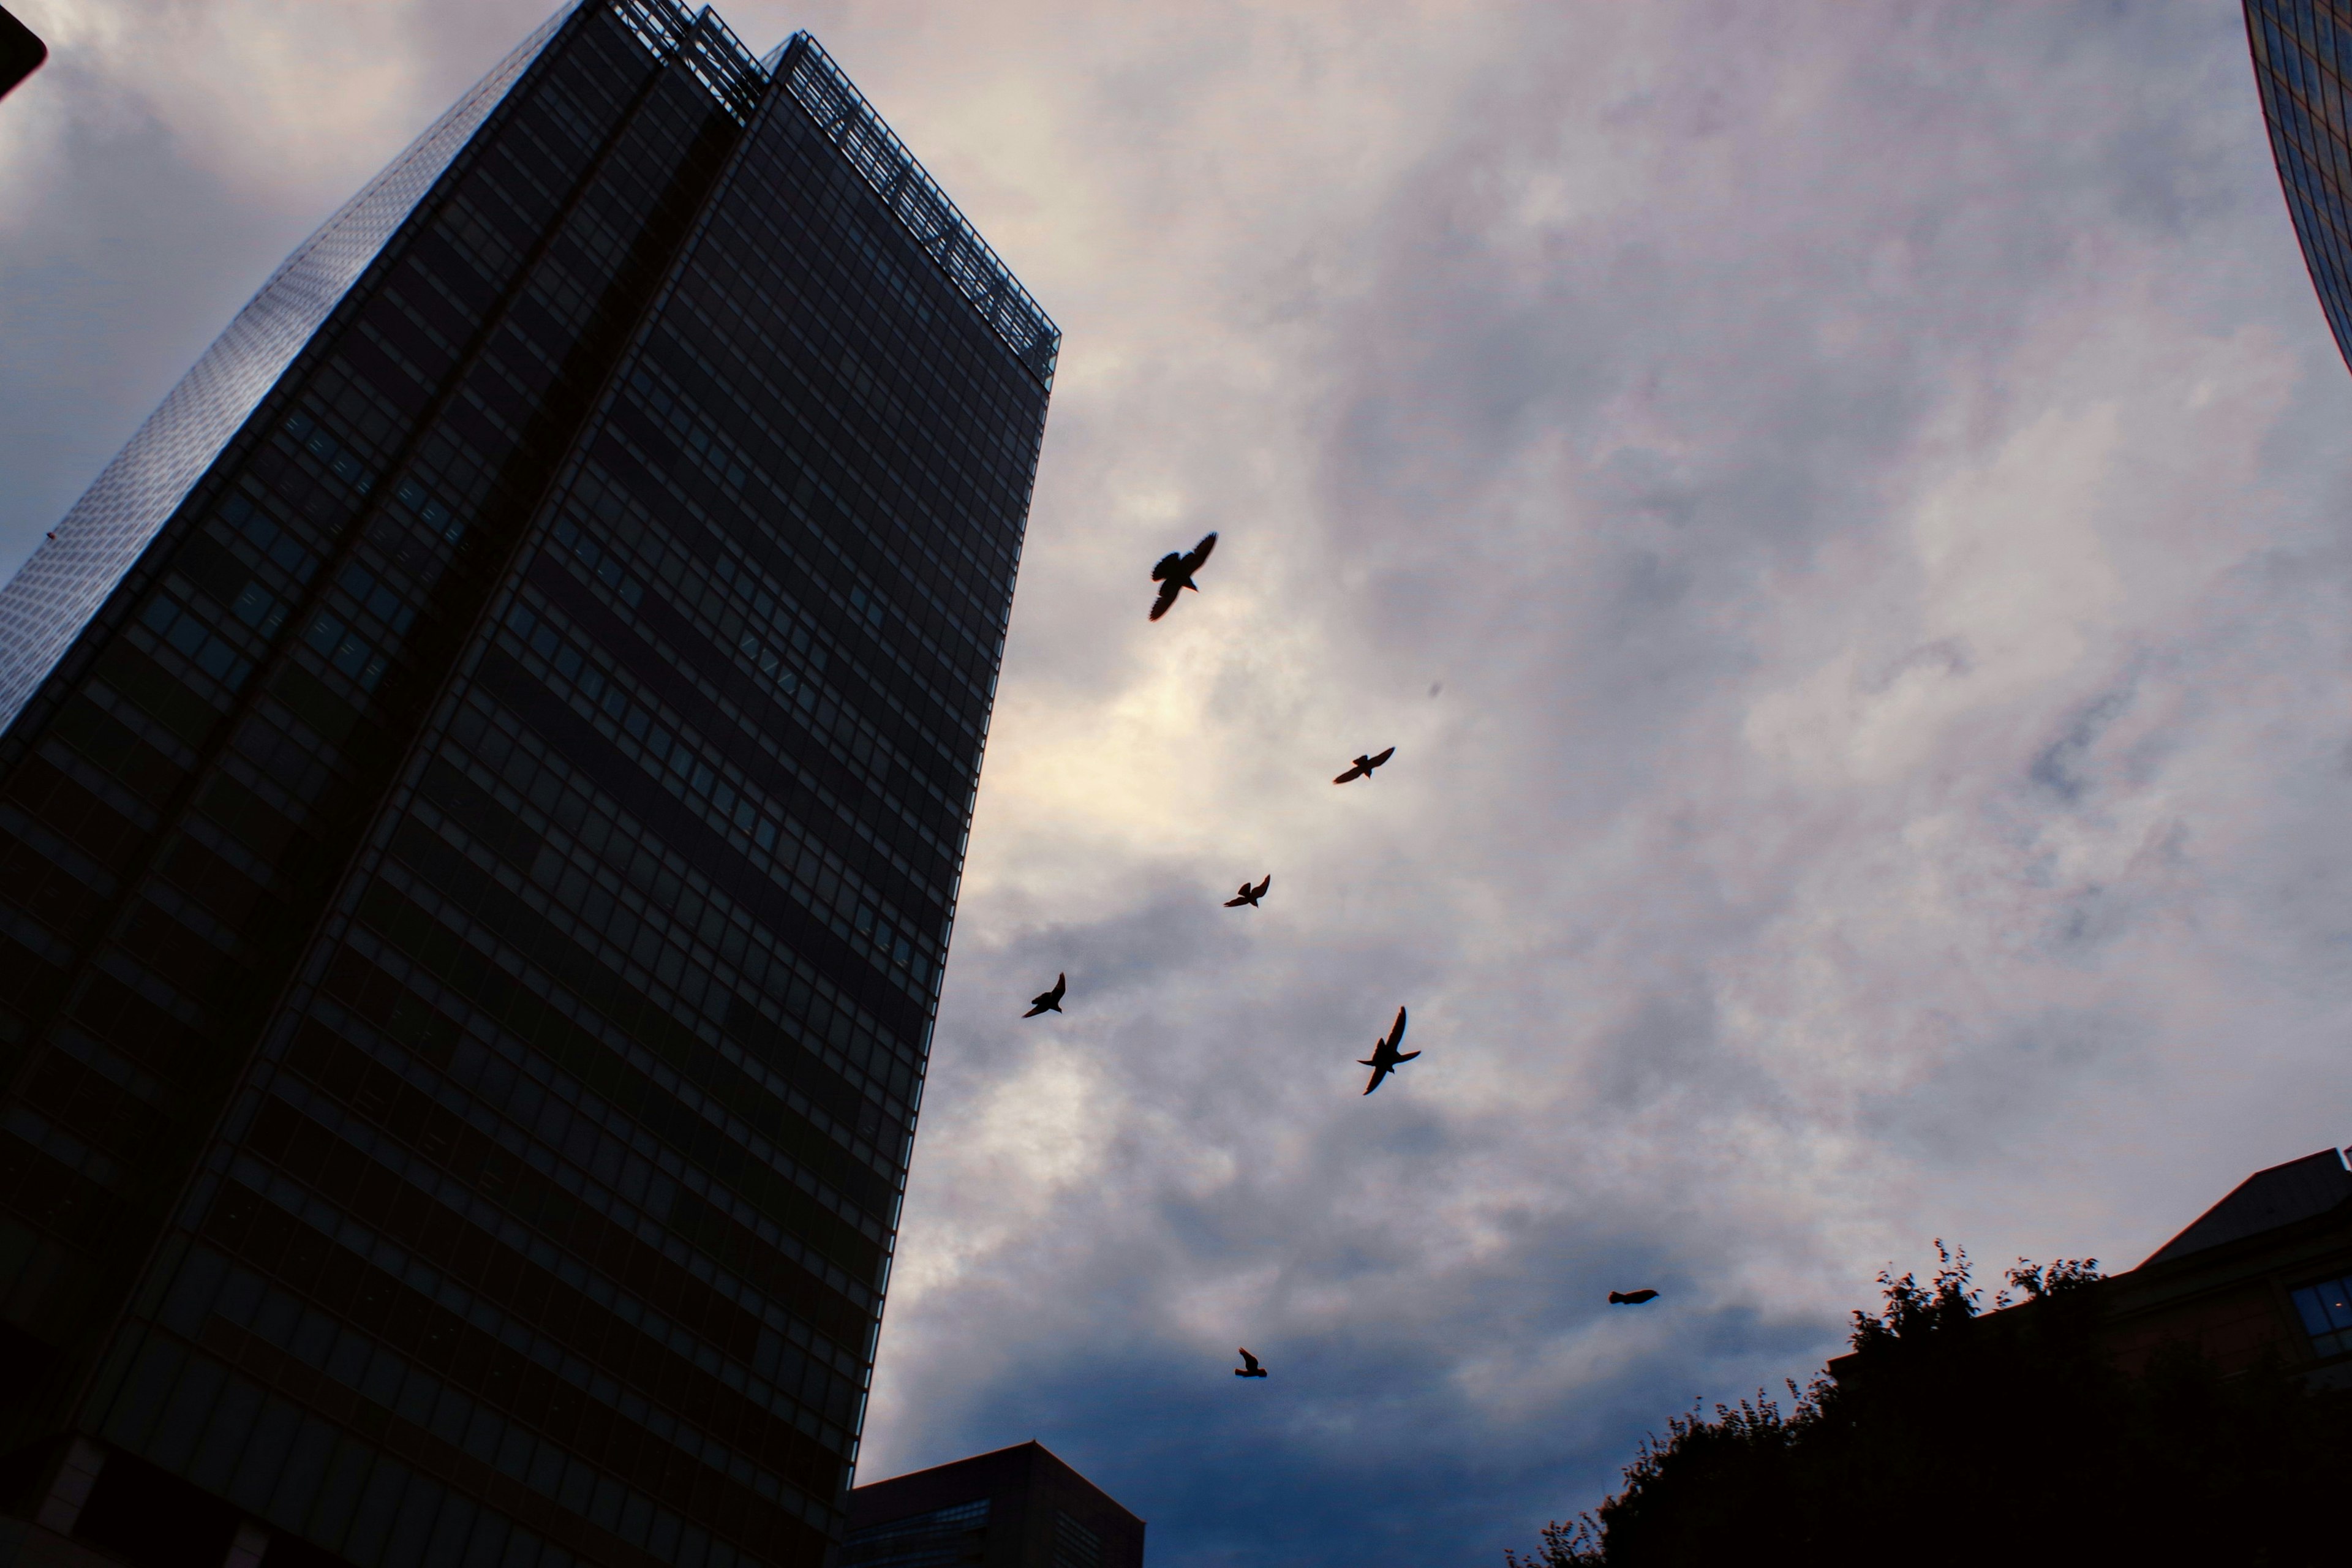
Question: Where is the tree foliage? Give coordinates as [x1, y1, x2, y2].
[1510, 1246, 2349, 1566]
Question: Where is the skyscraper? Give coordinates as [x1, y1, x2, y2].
[2245, 0, 2352, 375]
[0, 5, 1054, 1567]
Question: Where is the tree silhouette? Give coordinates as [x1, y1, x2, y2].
[1510, 1247, 2348, 1566]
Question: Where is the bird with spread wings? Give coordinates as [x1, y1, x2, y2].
[1233, 1349, 1269, 1378]
[1358, 1006, 1419, 1095]
[1148, 532, 1217, 620]
[1224, 875, 1270, 908]
[1023, 973, 1066, 1017]
[1333, 746, 1395, 784]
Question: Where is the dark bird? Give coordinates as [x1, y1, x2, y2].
[1023, 973, 1066, 1017]
[1608, 1290, 1659, 1306]
[1224, 875, 1270, 908]
[1234, 1349, 1268, 1379]
[1357, 1006, 1419, 1095]
[1148, 532, 1217, 620]
[1332, 746, 1395, 784]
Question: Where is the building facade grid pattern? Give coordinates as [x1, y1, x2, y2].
[0, 6, 1052, 1568]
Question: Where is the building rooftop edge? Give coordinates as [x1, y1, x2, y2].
[2139, 1145, 2352, 1269]
[768, 31, 1061, 390]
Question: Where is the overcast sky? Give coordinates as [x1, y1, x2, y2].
[6, 1, 2351, 1562]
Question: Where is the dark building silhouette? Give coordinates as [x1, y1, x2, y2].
[2246, 1, 2352, 374]
[0, 6, 44, 104]
[0, 4, 1054, 1566]
[2094, 1144, 2352, 1385]
[844, 1442, 1144, 1568]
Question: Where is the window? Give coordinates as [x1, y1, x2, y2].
[2290, 1272, 2352, 1357]
[1054, 1511, 1102, 1568]
[841, 1497, 987, 1567]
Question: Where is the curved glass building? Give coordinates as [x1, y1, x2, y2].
[0, 6, 1054, 1566]
[2247, 0, 2352, 372]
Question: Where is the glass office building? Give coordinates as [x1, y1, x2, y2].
[0, 4, 1054, 1567]
[2247, 0, 2352, 374]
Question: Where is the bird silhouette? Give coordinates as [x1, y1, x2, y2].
[1332, 746, 1395, 784]
[1224, 875, 1270, 908]
[1608, 1290, 1659, 1305]
[1023, 973, 1066, 1017]
[1148, 532, 1217, 620]
[1234, 1349, 1268, 1378]
[1358, 1006, 1419, 1095]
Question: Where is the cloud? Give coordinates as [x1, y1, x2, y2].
[9, 1, 2352, 1564]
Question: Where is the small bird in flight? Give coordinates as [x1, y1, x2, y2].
[1332, 747, 1395, 784]
[1358, 1006, 1419, 1095]
[1148, 532, 1217, 620]
[1608, 1290, 1659, 1306]
[1234, 1349, 1269, 1379]
[1023, 973, 1066, 1017]
[1224, 875, 1271, 908]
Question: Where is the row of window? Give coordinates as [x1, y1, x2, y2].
[223, 1095, 858, 1487]
[383, 795, 910, 1248]
[384, 780, 908, 1226]
[505, 595, 944, 1003]
[651, 279, 1027, 659]
[527, 530, 955, 909]
[435, 684, 922, 1121]
[736, 117, 1045, 444]
[565, 459, 975, 881]
[281, 1005, 867, 1390]
[372, 808, 907, 1264]
[612, 348, 1000, 756]
[622, 342, 1008, 699]
[252, 1068, 849, 1441]
[109, 1318, 817, 1568]
[668, 248, 1027, 624]
[654, 208, 1031, 594]
[323, 918, 885, 1344]
[840, 1496, 987, 1567]
[363, 832, 894, 1263]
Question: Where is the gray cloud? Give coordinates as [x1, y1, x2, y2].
[9, 1, 2352, 1563]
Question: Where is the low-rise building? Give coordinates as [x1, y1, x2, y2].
[843, 1442, 1144, 1568]
[2096, 1144, 2352, 1386]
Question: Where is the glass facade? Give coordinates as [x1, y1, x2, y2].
[0, 5, 1053, 1567]
[2247, 0, 2352, 374]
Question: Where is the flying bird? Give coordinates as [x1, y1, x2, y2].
[1357, 1006, 1419, 1095]
[1023, 973, 1066, 1017]
[1608, 1290, 1659, 1306]
[1234, 1349, 1268, 1379]
[1224, 875, 1270, 908]
[1148, 532, 1217, 620]
[1332, 747, 1395, 784]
